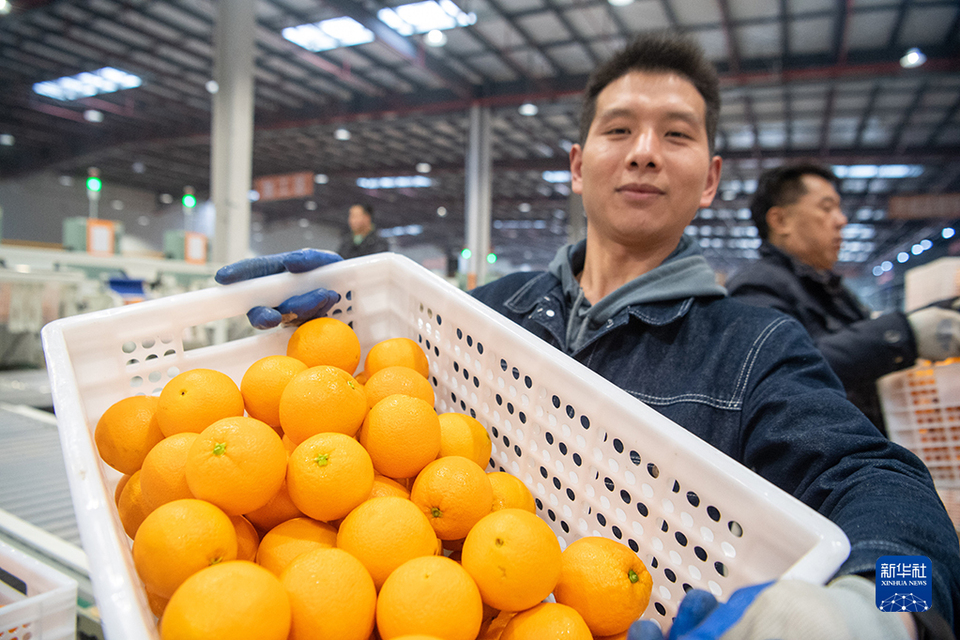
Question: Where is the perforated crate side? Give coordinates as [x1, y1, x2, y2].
[0, 542, 77, 640]
[43, 253, 848, 639]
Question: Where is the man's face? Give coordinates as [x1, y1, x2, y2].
[773, 174, 846, 271]
[570, 70, 722, 251]
[348, 206, 371, 235]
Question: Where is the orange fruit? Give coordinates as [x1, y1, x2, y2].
[363, 365, 436, 409]
[185, 416, 288, 516]
[156, 368, 244, 436]
[115, 473, 131, 507]
[594, 633, 630, 640]
[553, 536, 652, 636]
[364, 337, 430, 378]
[145, 587, 169, 619]
[286, 317, 362, 374]
[244, 477, 305, 535]
[287, 432, 374, 521]
[369, 474, 411, 500]
[488, 472, 536, 513]
[479, 610, 516, 640]
[117, 469, 150, 539]
[279, 365, 368, 443]
[132, 498, 238, 598]
[499, 602, 592, 640]
[231, 515, 260, 562]
[256, 517, 338, 576]
[359, 394, 441, 479]
[281, 547, 377, 640]
[461, 509, 562, 611]
[410, 456, 493, 540]
[336, 496, 439, 589]
[437, 412, 491, 469]
[376, 555, 483, 640]
[95, 395, 164, 474]
[241, 355, 308, 428]
[139, 432, 198, 511]
[160, 561, 290, 640]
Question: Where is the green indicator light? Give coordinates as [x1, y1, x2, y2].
[86, 176, 102, 192]
[182, 193, 197, 208]
[461, 248, 472, 259]
[486, 253, 497, 264]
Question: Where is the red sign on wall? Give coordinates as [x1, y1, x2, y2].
[253, 171, 314, 202]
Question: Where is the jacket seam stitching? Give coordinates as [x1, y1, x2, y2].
[732, 316, 791, 404]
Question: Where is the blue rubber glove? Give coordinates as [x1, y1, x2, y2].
[214, 249, 343, 329]
[628, 577, 913, 640]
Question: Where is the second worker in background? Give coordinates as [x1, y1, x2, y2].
[726, 163, 960, 435]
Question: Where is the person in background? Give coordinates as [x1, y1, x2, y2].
[215, 32, 960, 640]
[726, 163, 960, 435]
[337, 203, 389, 259]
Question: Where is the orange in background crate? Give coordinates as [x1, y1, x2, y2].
[918, 425, 946, 445]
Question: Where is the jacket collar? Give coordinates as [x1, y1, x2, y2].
[759, 242, 846, 295]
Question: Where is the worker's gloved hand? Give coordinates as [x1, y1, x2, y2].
[214, 248, 343, 329]
[628, 576, 913, 640]
[907, 306, 960, 362]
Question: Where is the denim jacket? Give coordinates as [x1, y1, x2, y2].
[471, 239, 960, 632]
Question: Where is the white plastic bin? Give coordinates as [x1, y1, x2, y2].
[42, 253, 849, 640]
[0, 541, 78, 640]
[879, 359, 960, 487]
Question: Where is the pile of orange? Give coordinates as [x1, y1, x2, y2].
[93, 317, 653, 639]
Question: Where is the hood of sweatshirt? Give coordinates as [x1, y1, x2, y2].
[548, 235, 727, 352]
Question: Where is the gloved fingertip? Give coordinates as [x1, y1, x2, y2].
[283, 248, 343, 273]
[628, 619, 666, 640]
[669, 589, 718, 639]
[247, 306, 282, 330]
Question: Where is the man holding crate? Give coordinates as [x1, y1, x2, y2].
[217, 32, 959, 640]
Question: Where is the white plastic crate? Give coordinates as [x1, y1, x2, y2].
[41, 253, 849, 640]
[879, 360, 960, 487]
[0, 541, 77, 640]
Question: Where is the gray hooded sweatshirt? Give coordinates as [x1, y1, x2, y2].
[548, 235, 727, 353]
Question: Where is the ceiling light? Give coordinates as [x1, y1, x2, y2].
[0, 134, 13, 146]
[138, 216, 149, 227]
[159, 193, 173, 204]
[378, 1, 476, 37]
[518, 202, 531, 213]
[282, 17, 374, 52]
[33, 67, 142, 101]
[542, 170, 570, 183]
[0, 0, 11, 16]
[437, 206, 447, 217]
[305, 200, 318, 211]
[84, 109, 104, 123]
[900, 47, 926, 69]
[608, 0, 634, 5]
[416, 162, 432, 173]
[334, 128, 351, 141]
[356, 175, 433, 189]
[425, 29, 447, 47]
[205, 80, 219, 94]
[299, 218, 310, 228]
[314, 173, 329, 184]
[518, 103, 538, 117]
[132, 161, 145, 173]
[944, 228, 956, 239]
[248, 190, 260, 202]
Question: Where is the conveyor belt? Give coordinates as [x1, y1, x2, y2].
[0, 403, 81, 547]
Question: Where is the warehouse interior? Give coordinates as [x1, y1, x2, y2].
[1, 0, 959, 638]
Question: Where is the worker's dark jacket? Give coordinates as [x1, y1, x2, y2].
[472, 238, 959, 635]
[726, 242, 917, 435]
[336, 229, 389, 260]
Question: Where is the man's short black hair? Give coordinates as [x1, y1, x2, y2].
[352, 203, 375, 220]
[750, 163, 839, 240]
[578, 31, 720, 154]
